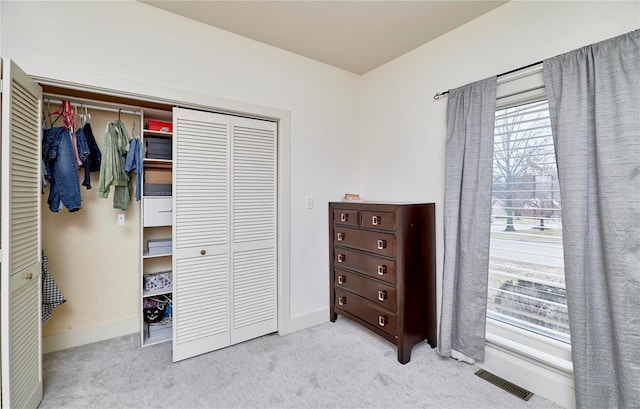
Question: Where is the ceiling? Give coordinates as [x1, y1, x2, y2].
[141, 1, 507, 75]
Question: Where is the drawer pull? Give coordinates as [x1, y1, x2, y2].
[377, 239, 386, 250]
[377, 265, 386, 275]
[158, 209, 172, 213]
[378, 290, 387, 301]
[378, 315, 387, 327]
[25, 272, 33, 280]
[372, 215, 381, 226]
[200, 249, 206, 255]
[337, 275, 346, 285]
[337, 254, 345, 263]
[337, 232, 344, 241]
[340, 213, 349, 222]
[338, 296, 346, 306]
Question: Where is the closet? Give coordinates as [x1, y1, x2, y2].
[1, 59, 279, 407]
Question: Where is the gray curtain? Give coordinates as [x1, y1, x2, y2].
[543, 30, 640, 409]
[438, 77, 496, 362]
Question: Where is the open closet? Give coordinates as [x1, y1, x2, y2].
[1, 59, 280, 408]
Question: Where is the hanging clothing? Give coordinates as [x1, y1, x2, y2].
[98, 120, 131, 210]
[42, 126, 82, 212]
[41, 250, 66, 323]
[124, 138, 142, 201]
[77, 123, 101, 190]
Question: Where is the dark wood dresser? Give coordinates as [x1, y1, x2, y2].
[329, 202, 437, 364]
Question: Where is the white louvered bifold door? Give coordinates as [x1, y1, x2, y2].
[172, 108, 232, 362]
[1, 60, 43, 409]
[230, 117, 277, 344]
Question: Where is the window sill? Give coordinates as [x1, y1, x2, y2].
[486, 318, 573, 374]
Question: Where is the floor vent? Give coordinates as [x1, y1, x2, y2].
[474, 369, 534, 401]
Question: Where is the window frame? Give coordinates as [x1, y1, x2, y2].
[485, 64, 573, 374]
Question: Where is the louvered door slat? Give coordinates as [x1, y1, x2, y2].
[9, 278, 40, 408]
[174, 115, 228, 250]
[9, 80, 40, 277]
[232, 122, 276, 244]
[1, 59, 43, 409]
[232, 248, 276, 329]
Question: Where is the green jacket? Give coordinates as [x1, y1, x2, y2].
[98, 120, 131, 210]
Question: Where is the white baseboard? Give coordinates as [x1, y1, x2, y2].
[277, 307, 329, 336]
[479, 343, 576, 409]
[43, 308, 329, 353]
[42, 317, 139, 354]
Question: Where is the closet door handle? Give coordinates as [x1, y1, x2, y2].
[337, 254, 345, 263]
[378, 291, 387, 301]
[377, 265, 386, 275]
[338, 296, 346, 306]
[337, 275, 346, 285]
[340, 213, 348, 222]
[377, 239, 386, 250]
[372, 215, 380, 226]
[200, 249, 206, 256]
[378, 315, 387, 327]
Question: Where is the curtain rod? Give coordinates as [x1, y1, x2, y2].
[433, 60, 543, 100]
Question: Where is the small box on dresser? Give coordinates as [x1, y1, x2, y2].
[329, 202, 437, 364]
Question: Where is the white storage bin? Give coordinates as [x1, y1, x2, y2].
[143, 197, 172, 227]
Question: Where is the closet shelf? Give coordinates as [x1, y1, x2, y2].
[143, 158, 172, 168]
[143, 251, 172, 259]
[143, 324, 173, 346]
[143, 287, 173, 298]
[143, 129, 172, 138]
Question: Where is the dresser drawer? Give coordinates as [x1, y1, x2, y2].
[362, 211, 396, 232]
[335, 288, 397, 336]
[334, 268, 397, 311]
[143, 197, 173, 227]
[333, 209, 359, 227]
[333, 227, 396, 258]
[332, 248, 396, 284]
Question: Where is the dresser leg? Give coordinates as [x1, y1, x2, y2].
[397, 346, 411, 364]
[330, 311, 337, 322]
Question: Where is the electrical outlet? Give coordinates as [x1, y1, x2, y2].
[118, 213, 125, 226]
[305, 196, 314, 209]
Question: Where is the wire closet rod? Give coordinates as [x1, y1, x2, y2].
[433, 60, 543, 100]
[44, 95, 142, 116]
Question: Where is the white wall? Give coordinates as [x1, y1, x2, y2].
[1, 0, 361, 342]
[359, 1, 639, 407]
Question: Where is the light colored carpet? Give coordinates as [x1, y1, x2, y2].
[40, 319, 563, 408]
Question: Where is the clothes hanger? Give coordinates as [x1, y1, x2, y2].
[83, 104, 91, 126]
[131, 110, 138, 139]
[61, 100, 75, 133]
[46, 100, 65, 127]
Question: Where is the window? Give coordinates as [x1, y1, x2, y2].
[487, 99, 569, 344]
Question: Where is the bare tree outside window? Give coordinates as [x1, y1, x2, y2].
[493, 100, 558, 231]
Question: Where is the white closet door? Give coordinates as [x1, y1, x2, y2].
[1, 59, 43, 409]
[172, 108, 231, 362]
[230, 117, 277, 344]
